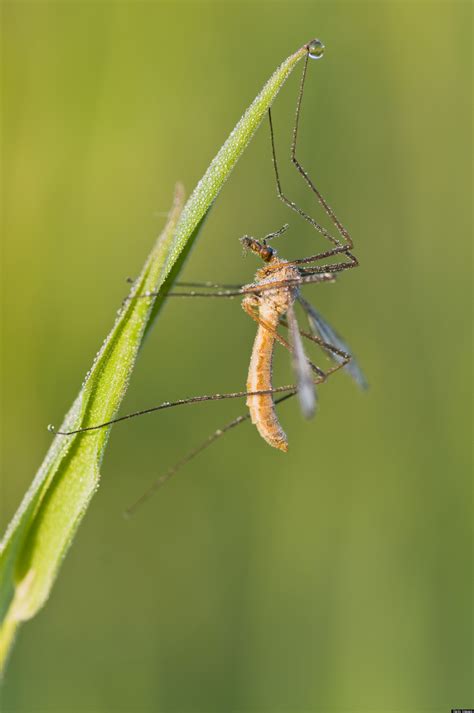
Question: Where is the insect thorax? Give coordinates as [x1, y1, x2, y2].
[244, 259, 301, 318]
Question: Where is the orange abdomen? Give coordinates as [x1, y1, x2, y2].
[246, 314, 288, 452]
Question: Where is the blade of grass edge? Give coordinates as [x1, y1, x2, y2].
[0, 41, 309, 673]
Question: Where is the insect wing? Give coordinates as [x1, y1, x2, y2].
[287, 303, 317, 418]
[299, 296, 368, 389]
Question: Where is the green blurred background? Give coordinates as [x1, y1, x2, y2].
[1, 1, 472, 711]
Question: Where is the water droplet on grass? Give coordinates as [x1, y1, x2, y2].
[307, 39, 325, 60]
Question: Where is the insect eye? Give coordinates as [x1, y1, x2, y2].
[307, 39, 325, 60]
[262, 246, 274, 262]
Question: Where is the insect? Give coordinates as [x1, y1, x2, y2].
[49, 39, 367, 513]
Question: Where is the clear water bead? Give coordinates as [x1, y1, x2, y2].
[47, 424, 55, 433]
[307, 39, 325, 60]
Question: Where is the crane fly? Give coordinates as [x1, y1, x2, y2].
[48, 39, 367, 514]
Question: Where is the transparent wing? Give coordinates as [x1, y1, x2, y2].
[298, 296, 368, 390]
[286, 303, 317, 418]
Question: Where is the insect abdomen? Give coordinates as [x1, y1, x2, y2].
[246, 310, 288, 452]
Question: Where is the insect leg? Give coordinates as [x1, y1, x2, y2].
[268, 104, 342, 248]
[165, 290, 242, 298]
[48, 383, 298, 436]
[131, 275, 337, 301]
[263, 247, 358, 277]
[174, 281, 244, 289]
[125, 412, 250, 516]
[288, 53, 353, 247]
[124, 391, 297, 516]
[295, 251, 359, 274]
[268, 52, 353, 249]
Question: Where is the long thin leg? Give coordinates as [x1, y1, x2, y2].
[49, 383, 298, 436]
[124, 392, 297, 517]
[268, 55, 352, 249]
[290, 54, 353, 246]
[164, 266, 349, 296]
[263, 248, 358, 277]
[296, 252, 359, 275]
[138, 272, 336, 300]
[125, 413, 250, 516]
[175, 281, 244, 289]
[126, 278, 244, 290]
[269, 107, 339, 247]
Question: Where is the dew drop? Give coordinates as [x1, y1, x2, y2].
[307, 38, 325, 60]
[47, 424, 56, 433]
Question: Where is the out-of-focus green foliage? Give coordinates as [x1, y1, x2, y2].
[1, 1, 471, 711]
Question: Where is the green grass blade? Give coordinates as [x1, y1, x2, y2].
[0, 40, 309, 673]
